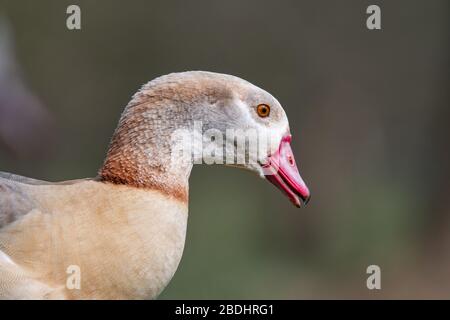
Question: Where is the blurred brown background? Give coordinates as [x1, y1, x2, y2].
[0, 0, 448, 298]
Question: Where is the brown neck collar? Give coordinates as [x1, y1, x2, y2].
[98, 98, 192, 203]
[99, 159, 189, 203]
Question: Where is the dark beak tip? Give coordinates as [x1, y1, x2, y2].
[302, 194, 311, 206]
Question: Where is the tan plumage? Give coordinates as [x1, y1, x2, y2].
[0, 175, 187, 299]
[0, 71, 307, 299]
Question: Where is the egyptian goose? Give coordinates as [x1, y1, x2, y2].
[0, 71, 310, 299]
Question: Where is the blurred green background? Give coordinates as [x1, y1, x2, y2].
[0, 0, 449, 298]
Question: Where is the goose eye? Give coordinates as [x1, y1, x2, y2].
[256, 104, 270, 118]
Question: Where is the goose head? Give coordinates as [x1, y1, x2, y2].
[100, 71, 310, 207]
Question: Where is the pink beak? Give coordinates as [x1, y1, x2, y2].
[262, 135, 310, 207]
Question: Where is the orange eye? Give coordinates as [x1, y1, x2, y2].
[256, 104, 270, 118]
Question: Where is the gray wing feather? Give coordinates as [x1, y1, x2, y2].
[0, 172, 52, 185]
[0, 171, 94, 229]
[0, 172, 40, 229]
